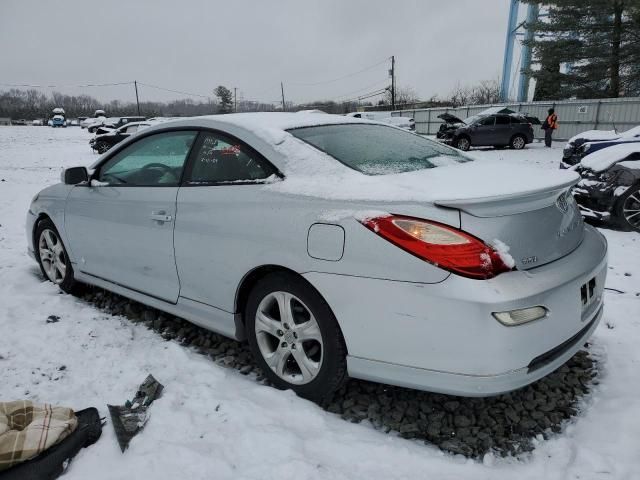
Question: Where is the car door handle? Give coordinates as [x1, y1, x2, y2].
[150, 212, 173, 223]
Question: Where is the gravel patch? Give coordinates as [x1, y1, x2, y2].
[77, 286, 598, 459]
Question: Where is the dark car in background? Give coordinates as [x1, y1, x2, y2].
[573, 143, 640, 232]
[90, 122, 151, 153]
[561, 126, 640, 169]
[437, 112, 535, 151]
[88, 116, 146, 134]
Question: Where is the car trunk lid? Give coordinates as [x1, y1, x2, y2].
[432, 167, 583, 270]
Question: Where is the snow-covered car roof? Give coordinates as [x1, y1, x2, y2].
[580, 143, 640, 172]
[477, 106, 515, 116]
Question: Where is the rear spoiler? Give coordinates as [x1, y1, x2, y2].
[435, 177, 579, 217]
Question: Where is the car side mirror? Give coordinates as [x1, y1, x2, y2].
[62, 167, 89, 185]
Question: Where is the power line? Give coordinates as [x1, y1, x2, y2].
[136, 82, 211, 99]
[0, 81, 133, 88]
[288, 57, 390, 86]
[332, 78, 390, 101]
[336, 88, 388, 105]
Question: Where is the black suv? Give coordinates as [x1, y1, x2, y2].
[437, 113, 535, 151]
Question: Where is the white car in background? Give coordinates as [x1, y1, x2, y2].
[379, 116, 415, 131]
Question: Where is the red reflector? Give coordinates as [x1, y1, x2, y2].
[361, 215, 512, 280]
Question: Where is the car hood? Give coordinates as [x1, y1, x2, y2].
[568, 130, 620, 146]
[437, 113, 465, 124]
[580, 143, 640, 172]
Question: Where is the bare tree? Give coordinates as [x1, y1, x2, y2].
[383, 85, 420, 107]
[445, 78, 501, 107]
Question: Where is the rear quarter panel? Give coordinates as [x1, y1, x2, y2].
[173, 186, 459, 313]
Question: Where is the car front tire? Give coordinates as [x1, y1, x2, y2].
[95, 141, 110, 154]
[454, 136, 471, 151]
[35, 219, 78, 293]
[616, 184, 640, 232]
[245, 272, 347, 403]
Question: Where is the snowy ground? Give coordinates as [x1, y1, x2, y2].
[1, 127, 639, 480]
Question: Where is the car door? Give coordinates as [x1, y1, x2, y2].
[470, 115, 496, 146]
[174, 130, 279, 311]
[493, 115, 512, 145]
[65, 130, 198, 302]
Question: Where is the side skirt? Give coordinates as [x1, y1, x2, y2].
[74, 271, 240, 340]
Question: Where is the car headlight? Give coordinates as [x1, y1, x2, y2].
[600, 170, 617, 182]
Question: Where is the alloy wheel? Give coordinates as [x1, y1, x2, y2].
[38, 229, 67, 284]
[254, 291, 323, 385]
[623, 190, 640, 230]
[456, 138, 470, 151]
[512, 136, 525, 149]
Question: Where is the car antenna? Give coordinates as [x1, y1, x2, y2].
[607, 111, 618, 133]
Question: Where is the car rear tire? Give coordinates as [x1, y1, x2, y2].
[454, 136, 471, 151]
[616, 184, 640, 232]
[35, 219, 78, 293]
[245, 272, 347, 403]
[510, 134, 527, 150]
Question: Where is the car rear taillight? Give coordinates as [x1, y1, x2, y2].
[360, 215, 513, 280]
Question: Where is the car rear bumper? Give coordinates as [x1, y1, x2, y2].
[304, 224, 607, 396]
[347, 307, 601, 397]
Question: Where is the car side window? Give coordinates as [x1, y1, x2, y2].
[478, 116, 495, 126]
[126, 125, 138, 133]
[98, 131, 197, 186]
[185, 132, 275, 184]
[495, 116, 510, 125]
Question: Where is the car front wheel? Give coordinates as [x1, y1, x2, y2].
[454, 136, 471, 151]
[617, 185, 640, 232]
[35, 219, 78, 293]
[245, 272, 347, 403]
[95, 140, 110, 154]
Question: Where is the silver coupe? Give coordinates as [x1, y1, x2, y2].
[27, 113, 607, 401]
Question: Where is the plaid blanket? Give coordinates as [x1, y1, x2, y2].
[0, 401, 78, 471]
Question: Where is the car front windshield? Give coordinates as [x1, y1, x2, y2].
[288, 123, 471, 175]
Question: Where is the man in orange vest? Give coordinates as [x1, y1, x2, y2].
[542, 108, 558, 147]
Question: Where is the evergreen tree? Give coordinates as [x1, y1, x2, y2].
[523, 0, 640, 99]
[214, 85, 234, 113]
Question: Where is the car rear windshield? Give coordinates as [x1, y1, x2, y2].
[288, 124, 470, 175]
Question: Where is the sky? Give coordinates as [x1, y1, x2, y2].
[0, 0, 513, 106]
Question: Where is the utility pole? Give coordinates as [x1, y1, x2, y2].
[234, 87, 237, 113]
[134, 80, 141, 116]
[390, 56, 396, 110]
[280, 82, 286, 112]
